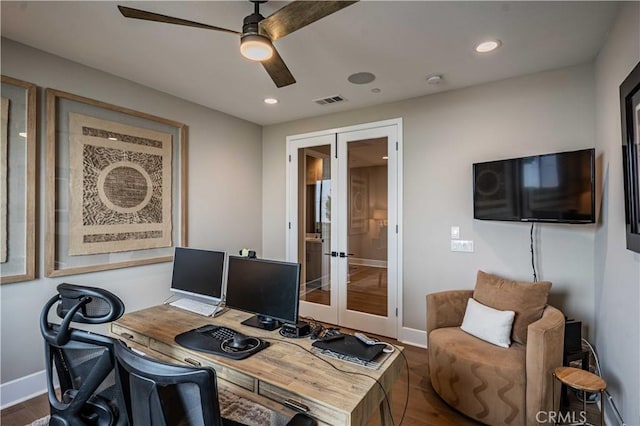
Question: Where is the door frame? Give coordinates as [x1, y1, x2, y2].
[285, 118, 403, 338]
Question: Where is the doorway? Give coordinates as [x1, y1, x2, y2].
[286, 119, 401, 338]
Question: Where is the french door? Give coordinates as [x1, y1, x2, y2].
[286, 120, 400, 338]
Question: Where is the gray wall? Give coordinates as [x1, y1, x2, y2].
[263, 64, 597, 334]
[594, 2, 640, 424]
[0, 39, 263, 384]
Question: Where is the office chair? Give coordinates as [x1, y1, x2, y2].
[40, 283, 127, 426]
[114, 340, 316, 426]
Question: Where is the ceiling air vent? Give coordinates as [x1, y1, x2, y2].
[313, 95, 347, 106]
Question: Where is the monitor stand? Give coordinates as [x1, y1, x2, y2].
[241, 315, 281, 331]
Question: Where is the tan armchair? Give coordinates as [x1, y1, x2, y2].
[427, 280, 565, 425]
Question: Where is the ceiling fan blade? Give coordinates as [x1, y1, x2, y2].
[261, 47, 296, 88]
[117, 5, 240, 35]
[259, 1, 358, 42]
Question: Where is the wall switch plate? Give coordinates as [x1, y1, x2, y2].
[450, 226, 460, 239]
[451, 226, 460, 240]
[451, 240, 474, 252]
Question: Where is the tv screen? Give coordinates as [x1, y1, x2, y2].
[473, 149, 595, 223]
[170, 247, 226, 303]
[226, 256, 301, 330]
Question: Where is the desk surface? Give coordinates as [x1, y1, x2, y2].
[111, 304, 404, 426]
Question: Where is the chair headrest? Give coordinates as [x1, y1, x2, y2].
[41, 283, 125, 347]
[56, 283, 125, 324]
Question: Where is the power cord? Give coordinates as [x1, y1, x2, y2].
[263, 336, 410, 426]
[578, 338, 626, 425]
[530, 222, 538, 282]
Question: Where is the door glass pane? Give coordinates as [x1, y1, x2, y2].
[298, 146, 331, 306]
[347, 138, 388, 316]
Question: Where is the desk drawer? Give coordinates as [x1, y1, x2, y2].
[258, 382, 347, 425]
[111, 324, 150, 347]
[150, 339, 256, 391]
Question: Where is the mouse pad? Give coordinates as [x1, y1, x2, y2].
[175, 326, 268, 360]
[312, 335, 384, 362]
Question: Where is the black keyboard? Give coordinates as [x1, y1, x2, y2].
[174, 324, 269, 360]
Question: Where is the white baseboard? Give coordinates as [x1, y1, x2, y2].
[1, 369, 47, 410]
[398, 326, 427, 348]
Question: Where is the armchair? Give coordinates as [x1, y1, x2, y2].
[426, 273, 565, 426]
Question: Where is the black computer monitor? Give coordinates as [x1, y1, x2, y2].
[225, 256, 301, 330]
[170, 247, 225, 303]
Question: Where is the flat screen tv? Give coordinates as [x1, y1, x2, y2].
[473, 148, 595, 224]
[225, 256, 301, 330]
[620, 61, 640, 253]
[170, 247, 226, 303]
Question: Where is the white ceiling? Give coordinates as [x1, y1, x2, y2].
[1, 1, 620, 126]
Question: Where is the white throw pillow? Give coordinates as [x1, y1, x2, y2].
[460, 298, 515, 348]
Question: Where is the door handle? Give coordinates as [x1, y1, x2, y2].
[338, 252, 355, 258]
[323, 251, 338, 257]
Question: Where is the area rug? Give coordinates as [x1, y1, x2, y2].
[219, 386, 290, 425]
[28, 388, 289, 426]
[28, 417, 49, 426]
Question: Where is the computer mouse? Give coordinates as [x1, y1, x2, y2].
[228, 333, 252, 350]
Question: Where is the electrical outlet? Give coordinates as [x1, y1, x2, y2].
[450, 226, 460, 239]
[451, 240, 474, 252]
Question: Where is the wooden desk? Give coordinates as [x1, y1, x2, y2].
[110, 305, 404, 426]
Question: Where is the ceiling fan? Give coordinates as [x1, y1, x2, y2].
[118, 1, 358, 88]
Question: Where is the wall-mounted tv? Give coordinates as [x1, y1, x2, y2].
[620, 61, 640, 253]
[473, 148, 595, 224]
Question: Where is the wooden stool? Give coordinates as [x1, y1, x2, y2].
[553, 366, 607, 425]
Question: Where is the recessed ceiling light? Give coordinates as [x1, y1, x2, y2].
[426, 74, 443, 84]
[348, 72, 376, 85]
[264, 98, 278, 104]
[475, 39, 502, 53]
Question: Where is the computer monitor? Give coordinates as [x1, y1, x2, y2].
[225, 256, 301, 331]
[170, 247, 225, 303]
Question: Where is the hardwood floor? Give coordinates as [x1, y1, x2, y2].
[0, 392, 49, 426]
[0, 342, 601, 426]
[304, 264, 388, 317]
[365, 343, 480, 426]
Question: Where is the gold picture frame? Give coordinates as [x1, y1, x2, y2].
[0, 76, 37, 284]
[45, 89, 188, 277]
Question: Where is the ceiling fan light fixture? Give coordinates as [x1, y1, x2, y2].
[240, 34, 274, 61]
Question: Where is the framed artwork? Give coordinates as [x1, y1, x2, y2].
[0, 76, 37, 284]
[621, 61, 640, 253]
[46, 89, 188, 277]
[349, 173, 368, 235]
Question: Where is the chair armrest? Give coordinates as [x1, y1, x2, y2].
[525, 305, 565, 426]
[426, 290, 473, 338]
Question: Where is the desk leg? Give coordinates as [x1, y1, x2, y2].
[379, 390, 393, 426]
